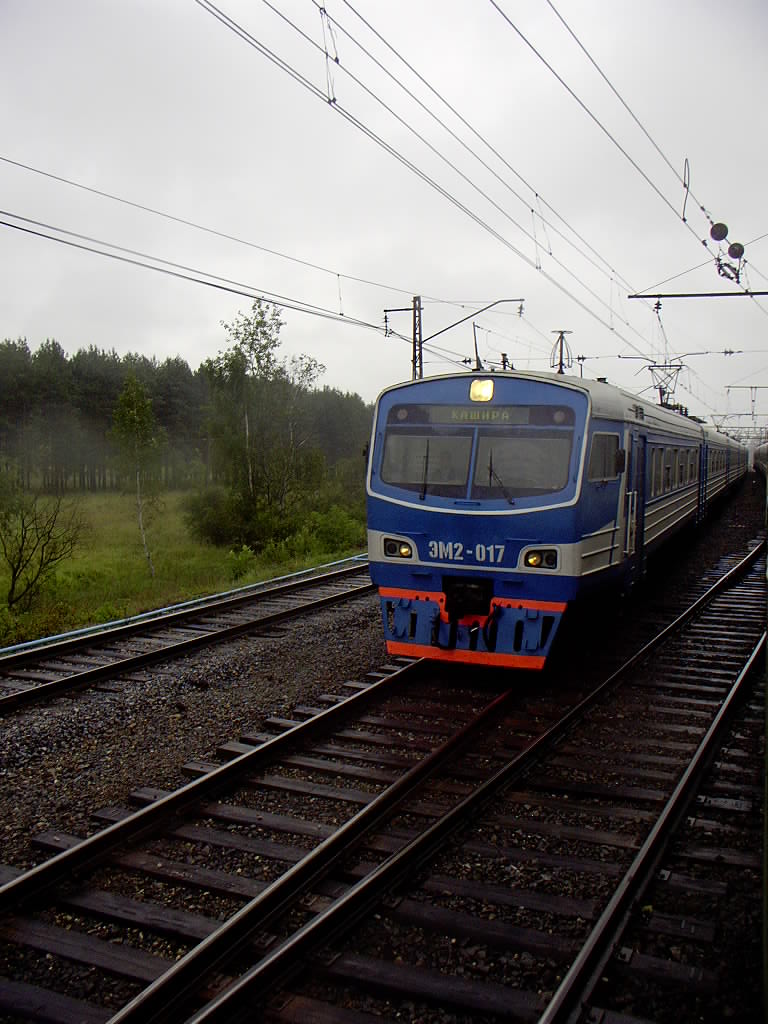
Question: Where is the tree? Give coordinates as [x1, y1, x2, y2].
[0, 339, 33, 482]
[30, 339, 74, 491]
[256, 352, 325, 513]
[154, 356, 207, 487]
[70, 346, 124, 490]
[204, 299, 284, 499]
[201, 302, 328, 536]
[0, 469, 83, 611]
[111, 374, 165, 577]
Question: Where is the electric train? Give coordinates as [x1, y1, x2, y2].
[366, 370, 748, 670]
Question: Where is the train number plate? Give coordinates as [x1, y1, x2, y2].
[427, 540, 505, 564]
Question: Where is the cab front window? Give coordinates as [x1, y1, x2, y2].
[381, 431, 472, 497]
[378, 402, 576, 502]
[472, 431, 572, 498]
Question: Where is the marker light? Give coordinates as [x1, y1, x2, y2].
[384, 538, 413, 558]
[523, 549, 558, 569]
[469, 378, 494, 402]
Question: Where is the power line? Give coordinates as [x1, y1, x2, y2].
[638, 229, 768, 293]
[336, 0, 635, 292]
[544, 0, 708, 219]
[278, 0, 660, 338]
[489, 0, 768, 319]
[542, 1, 768, 304]
[262, 0, 546, 260]
[312, 0, 636, 294]
[4, 151, 571, 330]
[0, 154, 420, 301]
[0, 160, 624, 373]
[193, 1, 530, 265]
[0, 208, 502, 375]
[194, 0, 659, 362]
[488, 1, 714, 249]
[0, 211, 389, 333]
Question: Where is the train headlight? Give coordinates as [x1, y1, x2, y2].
[523, 549, 558, 569]
[469, 378, 494, 402]
[384, 538, 413, 558]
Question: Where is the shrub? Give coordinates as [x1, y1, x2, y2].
[182, 488, 240, 546]
[312, 505, 365, 551]
[226, 544, 256, 582]
[0, 605, 17, 647]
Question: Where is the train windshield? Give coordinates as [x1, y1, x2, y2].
[379, 403, 576, 501]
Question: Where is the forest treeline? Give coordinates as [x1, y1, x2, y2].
[0, 301, 375, 553]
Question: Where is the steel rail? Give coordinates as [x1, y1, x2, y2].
[0, 571, 374, 714]
[0, 659, 419, 911]
[0, 563, 370, 668]
[4, 546, 762, 1021]
[175, 542, 767, 1023]
[106, 684, 519, 1023]
[539, 629, 767, 1024]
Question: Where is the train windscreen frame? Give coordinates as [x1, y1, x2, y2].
[379, 402, 577, 501]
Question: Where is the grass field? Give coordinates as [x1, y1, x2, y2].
[0, 491, 363, 647]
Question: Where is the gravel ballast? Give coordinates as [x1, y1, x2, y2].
[1, 596, 387, 870]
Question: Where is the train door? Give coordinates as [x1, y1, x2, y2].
[697, 443, 708, 522]
[624, 430, 646, 577]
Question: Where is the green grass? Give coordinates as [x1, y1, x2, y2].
[0, 491, 363, 647]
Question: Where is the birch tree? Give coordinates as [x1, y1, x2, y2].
[111, 374, 164, 577]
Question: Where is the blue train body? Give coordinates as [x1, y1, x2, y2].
[366, 371, 747, 670]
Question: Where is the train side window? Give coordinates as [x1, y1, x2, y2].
[587, 433, 621, 481]
[679, 450, 686, 486]
[651, 447, 662, 496]
[663, 448, 673, 492]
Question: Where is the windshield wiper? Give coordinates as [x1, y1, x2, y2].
[420, 439, 430, 500]
[488, 449, 515, 505]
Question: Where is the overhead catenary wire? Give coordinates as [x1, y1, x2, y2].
[487, 0, 727, 260]
[309, 0, 636, 294]
[332, 1, 768, 336]
[543, 0, 709, 219]
[638, 229, 768, 293]
[193, 0, 660, 363]
[0, 154, 425, 302]
[546, 0, 768, 298]
[2, 5, 753, 399]
[543, 0, 768, 298]
[0, 207, 652, 383]
[489, 0, 768, 319]
[0, 157, 598, 373]
[0, 210, 514, 375]
[335, 0, 635, 292]
[0, 212, 389, 334]
[2, 151, 565, 334]
[264, 0, 661, 340]
[2, 149, 655, 356]
[2, 3, 673, 370]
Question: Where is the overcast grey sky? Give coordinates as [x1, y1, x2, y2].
[2, 0, 766, 430]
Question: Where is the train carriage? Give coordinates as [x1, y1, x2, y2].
[366, 370, 747, 670]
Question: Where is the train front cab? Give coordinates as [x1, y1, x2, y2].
[366, 374, 594, 671]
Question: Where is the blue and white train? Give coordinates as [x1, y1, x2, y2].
[366, 370, 748, 670]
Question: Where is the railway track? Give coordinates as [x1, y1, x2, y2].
[0, 539, 763, 1023]
[0, 561, 373, 715]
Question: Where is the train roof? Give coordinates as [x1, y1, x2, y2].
[375, 370, 745, 449]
